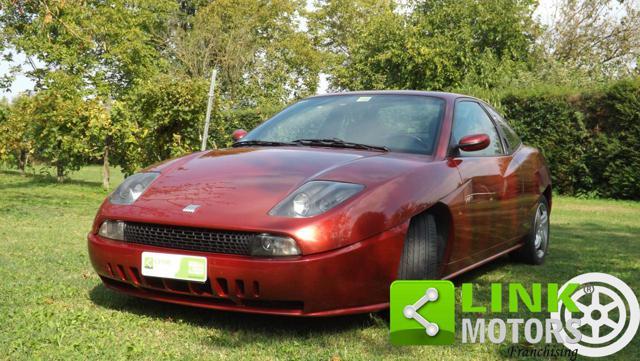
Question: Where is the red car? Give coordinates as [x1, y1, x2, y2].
[88, 91, 551, 316]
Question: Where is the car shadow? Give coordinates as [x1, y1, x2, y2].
[87, 255, 511, 338]
[89, 283, 385, 346]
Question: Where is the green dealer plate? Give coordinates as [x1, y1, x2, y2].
[141, 252, 207, 283]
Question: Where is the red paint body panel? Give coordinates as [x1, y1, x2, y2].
[88, 223, 407, 316]
[88, 91, 552, 316]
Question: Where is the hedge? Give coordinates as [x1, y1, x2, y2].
[501, 79, 640, 200]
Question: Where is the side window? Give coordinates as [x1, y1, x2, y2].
[452, 101, 504, 156]
[485, 105, 522, 152]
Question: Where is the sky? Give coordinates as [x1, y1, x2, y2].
[1, 52, 37, 101]
[0, 0, 561, 101]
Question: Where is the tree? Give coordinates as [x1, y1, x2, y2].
[173, 0, 322, 107]
[0, 0, 178, 185]
[541, 0, 640, 79]
[0, 95, 34, 174]
[113, 74, 208, 175]
[26, 73, 98, 182]
[309, 0, 404, 90]
[311, 0, 539, 91]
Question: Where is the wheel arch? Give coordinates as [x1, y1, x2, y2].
[408, 202, 454, 276]
[543, 185, 552, 212]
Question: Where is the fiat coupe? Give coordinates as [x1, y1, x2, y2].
[88, 91, 551, 316]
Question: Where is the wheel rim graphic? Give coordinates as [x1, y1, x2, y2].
[550, 272, 640, 357]
[564, 285, 626, 344]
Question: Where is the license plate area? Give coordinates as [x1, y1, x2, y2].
[141, 252, 207, 283]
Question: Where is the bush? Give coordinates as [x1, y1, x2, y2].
[112, 74, 283, 175]
[502, 92, 593, 195]
[583, 80, 640, 199]
[500, 79, 640, 199]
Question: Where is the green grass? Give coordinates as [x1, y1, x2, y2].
[1, 166, 638, 360]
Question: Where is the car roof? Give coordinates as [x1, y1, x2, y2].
[307, 90, 470, 102]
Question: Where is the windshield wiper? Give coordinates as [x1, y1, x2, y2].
[232, 140, 298, 148]
[292, 138, 389, 152]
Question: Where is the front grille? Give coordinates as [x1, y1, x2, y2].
[123, 222, 255, 255]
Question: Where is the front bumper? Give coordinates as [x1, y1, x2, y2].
[88, 224, 406, 316]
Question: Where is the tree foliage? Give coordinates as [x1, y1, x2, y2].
[0, 0, 177, 182]
[173, 0, 322, 106]
[541, 0, 640, 79]
[1, 0, 176, 97]
[0, 96, 33, 172]
[311, 0, 539, 91]
[0, 0, 638, 198]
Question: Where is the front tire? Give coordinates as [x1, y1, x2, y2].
[398, 213, 442, 279]
[513, 197, 550, 265]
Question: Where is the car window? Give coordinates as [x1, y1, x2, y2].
[452, 101, 503, 156]
[484, 105, 522, 153]
[244, 95, 445, 154]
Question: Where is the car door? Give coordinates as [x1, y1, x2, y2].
[484, 103, 536, 240]
[450, 100, 520, 259]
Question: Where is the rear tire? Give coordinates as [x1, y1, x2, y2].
[398, 213, 442, 279]
[512, 196, 550, 265]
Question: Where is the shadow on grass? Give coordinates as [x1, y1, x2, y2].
[89, 283, 384, 347]
[0, 169, 105, 189]
[87, 258, 513, 348]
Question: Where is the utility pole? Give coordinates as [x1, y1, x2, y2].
[201, 69, 217, 151]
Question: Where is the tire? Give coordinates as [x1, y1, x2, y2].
[398, 213, 443, 279]
[512, 196, 550, 265]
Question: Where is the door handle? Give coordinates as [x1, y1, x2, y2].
[465, 192, 496, 203]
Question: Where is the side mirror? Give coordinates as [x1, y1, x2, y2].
[232, 129, 247, 141]
[457, 133, 490, 152]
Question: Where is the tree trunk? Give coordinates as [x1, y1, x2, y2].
[102, 144, 110, 190]
[56, 163, 64, 183]
[17, 150, 27, 176]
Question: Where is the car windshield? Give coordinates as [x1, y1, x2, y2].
[240, 94, 446, 155]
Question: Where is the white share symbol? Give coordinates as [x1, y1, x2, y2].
[403, 287, 440, 336]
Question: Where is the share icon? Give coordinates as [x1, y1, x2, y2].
[402, 287, 440, 336]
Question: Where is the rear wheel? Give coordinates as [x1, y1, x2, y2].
[512, 197, 550, 265]
[398, 213, 443, 279]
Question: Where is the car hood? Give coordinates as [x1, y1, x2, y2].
[96, 146, 441, 254]
[140, 146, 380, 211]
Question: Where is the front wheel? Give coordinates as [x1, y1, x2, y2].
[398, 213, 443, 279]
[513, 197, 550, 265]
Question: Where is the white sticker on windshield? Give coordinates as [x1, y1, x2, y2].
[356, 96, 371, 102]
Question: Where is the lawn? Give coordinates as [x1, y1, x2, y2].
[0, 166, 638, 360]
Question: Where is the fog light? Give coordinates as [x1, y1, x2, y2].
[250, 234, 301, 257]
[98, 220, 126, 241]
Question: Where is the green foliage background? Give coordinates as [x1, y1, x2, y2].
[500, 79, 640, 199]
[0, 0, 639, 199]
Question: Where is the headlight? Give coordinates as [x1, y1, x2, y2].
[98, 220, 125, 240]
[109, 172, 159, 205]
[250, 234, 301, 257]
[269, 181, 364, 218]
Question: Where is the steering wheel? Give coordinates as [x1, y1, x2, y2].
[383, 134, 430, 152]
